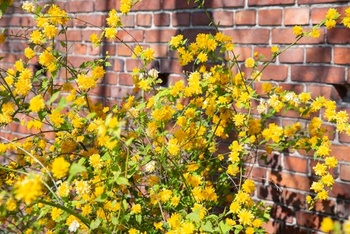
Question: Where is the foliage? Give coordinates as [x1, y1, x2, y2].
[0, 1, 350, 233]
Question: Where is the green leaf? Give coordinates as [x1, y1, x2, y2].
[116, 177, 129, 186]
[135, 214, 142, 224]
[218, 221, 232, 234]
[68, 158, 86, 182]
[90, 218, 101, 230]
[48, 91, 60, 105]
[201, 221, 214, 233]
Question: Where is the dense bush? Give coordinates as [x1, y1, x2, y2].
[0, 0, 350, 233]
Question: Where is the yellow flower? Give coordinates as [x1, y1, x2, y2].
[238, 209, 254, 226]
[29, 95, 45, 113]
[120, 1, 132, 15]
[24, 47, 35, 59]
[106, 9, 121, 27]
[230, 201, 240, 214]
[51, 207, 62, 221]
[104, 27, 117, 39]
[30, 30, 43, 44]
[245, 57, 255, 68]
[325, 156, 338, 168]
[92, 66, 106, 79]
[325, 19, 336, 29]
[0, 33, 6, 44]
[293, 25, 303, 36]
[242, 179, 256, 194]
[22, 1, 35, 12]
[143, 47, 155, 62]
[167, 213, 181, 230]
[57, 182, 70, 197]
[51, 157, 70, 179]
[131, 204, 141, 214]
[326, 8, 339, 20]
[169, 34, 184, 48]
[313, 162, 327, 176]
[49, 110, 64, 128]
[317, 190, 328, 200]
[43, 24, 58, 39]
[154, 222, 163, 230]
[321, 174, 334, 187]
[14, 174, 43, 205]
[310, 28, 320, 38]
[271, 45, 279, 53]
[6, 198, 17, 211]
[90, 33, 100, 45]
[343, 217, 350, 233]
[77, 73, 97, 91]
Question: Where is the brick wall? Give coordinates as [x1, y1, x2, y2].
[1, 0, 350, 233]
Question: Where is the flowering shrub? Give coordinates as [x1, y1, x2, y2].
[0, 0, 350, 233]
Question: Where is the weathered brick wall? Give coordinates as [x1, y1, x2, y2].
[1, 0, 350, 233]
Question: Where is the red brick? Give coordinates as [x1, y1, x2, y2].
[94, 0, 115, 11]
[136, 14, 152, 27]
[104, 72, 118, 85]
[232, 46, 251, 62]
[213, 11, 234, 27]
[126, 59, 141, 72]
[117, 30, 144, 42]
[258, 185, 307, 209]
[160, 59, 186, 74]
[121, 15, 135, 28]
[172, 12, 191, 26]
[154, 13, 170, 26]
[117, 44, 132, 57]
[235, 10, 256, 25]
[328, 28, 350, 44]
[66, 1, 94, 12]
[306, 84, 341, 101]
[268, 171, 311, 191]
[329, 181, 350, 199]
[284, 155, 308, 173]
[258, 9, 282, 26]
[339, 133, 350, 144]
[119, 73, 134, 86]
[306, 47, 331, 63]
[291, 66, 345, 84]
[336, 199, 350, 219]
[57, 30, 83, 41]
[272, 28, 325, 44]
[225, 29, 270, 44]
[110, 86, 133, 100]
[144, 29, 179, 43]
[311, 6, 349, 24]
[284, 8, 309, 25]
[161, 0, 196, 10]
[74, 15, 105, 27]
[299, 0, 348, 4]
[331, 144, 350, 162]
[340, 164, 350, 181]
[314, 199, 336, 214]
[74, 44, 87, 55]
[296, 211, 321, 229]
[279, 47, 304, 63]
[258, 153, 282, 169]
[204, 0, 245, 8]
[334, 47, 350, 65]
[192, 12, 212, 26]
[249, 0, 295, 6]
[132, 0, 161, 11]
[152, 45, 168, 58]
[259, 65, 289, 81]
[254, 47, 274, 62]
